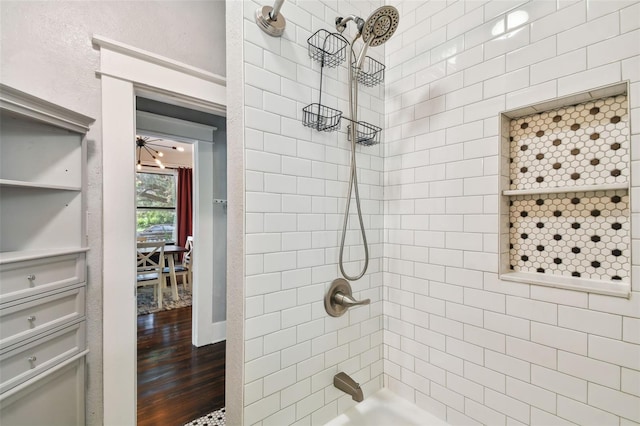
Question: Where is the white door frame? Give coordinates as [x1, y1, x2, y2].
[94, 35, 240, 425]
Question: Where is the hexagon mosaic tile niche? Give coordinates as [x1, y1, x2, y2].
[509, 95, 629, 190]
[507, 95, 630, 284]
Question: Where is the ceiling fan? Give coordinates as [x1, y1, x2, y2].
[135, 135, 184, 170]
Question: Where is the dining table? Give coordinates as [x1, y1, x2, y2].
[138, 244, 188, 300]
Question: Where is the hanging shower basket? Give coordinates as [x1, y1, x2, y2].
[303, 103, 342, 132]
[307, 29, 348, 67]
[348, 120, 382, 146]
[352, 56, 385, 87]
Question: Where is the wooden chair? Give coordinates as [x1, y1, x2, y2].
[165, 236, 193, 291]
[137, 241, 166, 310]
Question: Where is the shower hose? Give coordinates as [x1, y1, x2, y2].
[338, 36, 370, 281]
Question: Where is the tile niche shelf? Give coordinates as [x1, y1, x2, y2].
[499, 82, 631, 298]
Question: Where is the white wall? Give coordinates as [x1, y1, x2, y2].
[240, 0, 387, 423]
[0, 2, 225, 423]
[384, 1, 640, 425]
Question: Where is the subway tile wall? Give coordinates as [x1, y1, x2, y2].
[384, 1, 640, 425]
[242, 1, 386, 424]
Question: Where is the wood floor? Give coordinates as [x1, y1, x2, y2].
[137, 306, 225, 426]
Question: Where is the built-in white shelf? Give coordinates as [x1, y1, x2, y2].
[0, 179, 81, 191]
[503, 183, 628, 196]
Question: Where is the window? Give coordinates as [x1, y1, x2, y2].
[136, 171, 177, 243]
[500, 84, 630, 297]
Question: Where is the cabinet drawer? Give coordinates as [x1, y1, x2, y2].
[0, 355, 85, 425]
[0, 321, 85, 394]
[0, 286, 85, 349]
[0, 253, 85, 304]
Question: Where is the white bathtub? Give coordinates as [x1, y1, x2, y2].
[325, 388, 450, 426]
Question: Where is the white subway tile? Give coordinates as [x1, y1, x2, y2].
[446, 196, 485, 215]
[506, 333, 556, 369]
[485, 350, 530, 382]
[558, 12, 620, 54]
[589, 292, 640, 318]
[431, 382, 465, 412]
[244, 392, 281, 426]
[464, 251, 499, 273]
[531, 1, 586, 42]
[532, 365, 588, 403]
[558, 305, 622, 339]
[446, 266, 484, 289]
[464, 56, 505, 86]
[430, 313, 464, 339]
[246, 149, 281, 174]
[464, 360, 506, 393]
[486, 26, 531, 60]
[485, 388, 530, 424]
[430, 248, 464, 267]
[558, 350, 621, 389]
[506, 296, 557, 324]
[531, 322, 588, 356]
[485, 311, 530, 339]
[622, 367, 640, 397]
[530, 407, 575, 426]
[507, 377, 556, 413]
[588, 382, 640, 423]
[484, 68, 530, 99]
[531, 48, 587, 85]
[507, 36, 557, 71]
[247, 192, 281, 213]
[296, 389, 325, 420]
[558, 62, 621, 97]
[464, 324, 506, 353]
[623, 317, 640, 344]
[557, 395, 619, 426]
[245, 351, 281, 383]
[589, 334, 640, 370]
[463, 288, 506, 313]
[446, 336, 484, 364]
[430, 347, 464, 376]
[264, 365, 297, 396]
[465, 398, 506, 426]
[246, 272, 281, 297]
[588, 29, 640, 68]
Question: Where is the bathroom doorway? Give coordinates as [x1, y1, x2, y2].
[97, 35, 235, 425]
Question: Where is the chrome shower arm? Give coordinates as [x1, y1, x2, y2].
[269, 0, 285, 20]
[335, 15, 365, 34]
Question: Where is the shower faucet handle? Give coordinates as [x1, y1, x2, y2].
[324, 278, 370, 317]
[333, 291, 370, 307]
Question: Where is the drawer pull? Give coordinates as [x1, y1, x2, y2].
[27, 315, 37, 322]
[27, 355, 37, 362]
[27, 274, 36, 281]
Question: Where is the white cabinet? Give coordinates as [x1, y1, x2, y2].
[0, 84, 93, 425]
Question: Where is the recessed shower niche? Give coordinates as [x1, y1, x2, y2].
[499, 83, 631, 297]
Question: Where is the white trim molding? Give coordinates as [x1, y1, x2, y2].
[94, 36, 233, 426]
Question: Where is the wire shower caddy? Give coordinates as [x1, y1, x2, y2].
[302, 29, 385, 146]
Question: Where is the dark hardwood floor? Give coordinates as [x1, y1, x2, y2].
[137, 306, 225, 426]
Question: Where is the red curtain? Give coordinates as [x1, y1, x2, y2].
[177, 167, 193, 248]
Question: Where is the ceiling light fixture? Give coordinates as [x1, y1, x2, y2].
[135, 135, 184, 170]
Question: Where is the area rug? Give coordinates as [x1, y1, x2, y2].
[184, 407, 225, 426]
[137, 285, 192, 315]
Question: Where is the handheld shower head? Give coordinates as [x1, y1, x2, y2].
[361, 6, 399, 47]
[337, 6, 400, 70]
